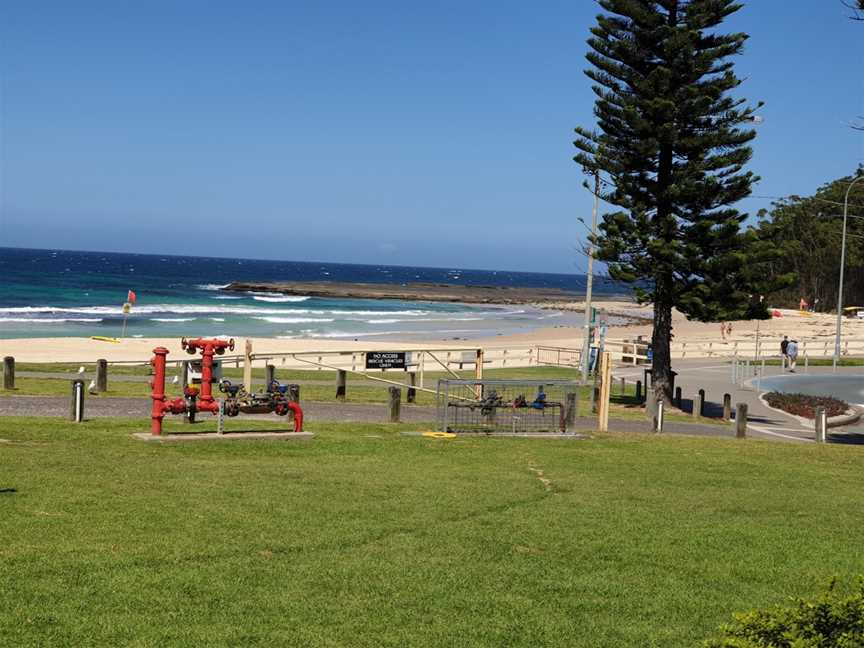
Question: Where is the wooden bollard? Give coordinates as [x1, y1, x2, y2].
[336, 370, 347, 401]
[698, 389, 706, 417]
[96, 358, 108, 393]
[265, 364, 276, 388]
[180, 360, 190, 387]
[564, 392, 577, 433]
[70, 379, 85, 422]
[722, 394, 732, 421]
[592, 386, 600, 413]
[635, 380, 642, 403]
[288, 384, 300, 403]
[619, 377, 625, 394]
[674, 386, 682, 408]
[692, 391, 703, 419]
[735, 403, 748, 438]
[388, 387, 401, 423]
[3, 356, 14, 390]
[407, 371, 417, 403]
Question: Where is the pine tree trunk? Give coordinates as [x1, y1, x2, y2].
[651, 285, 674, 405]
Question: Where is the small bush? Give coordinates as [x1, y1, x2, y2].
[763, 392, 849, 419]
[704, 578, 864, 647]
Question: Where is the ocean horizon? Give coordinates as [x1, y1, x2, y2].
[0, 247, 626, 340]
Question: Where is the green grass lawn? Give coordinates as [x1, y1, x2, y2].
[1, 417, 861, 646]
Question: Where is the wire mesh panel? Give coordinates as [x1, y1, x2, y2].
[437, 379, 579, 435]
[536, 346, 581, 368]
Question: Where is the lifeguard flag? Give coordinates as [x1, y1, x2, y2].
[127, 290, 137, 304]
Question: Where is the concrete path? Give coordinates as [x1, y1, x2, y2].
[613, 358, 864, 444]
[0, 395, 438, 424]
[0, 393, 762, 441]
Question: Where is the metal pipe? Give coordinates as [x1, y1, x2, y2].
[150, 347, 169, 435]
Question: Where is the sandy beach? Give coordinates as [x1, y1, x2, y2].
[2, 299, 862, 363]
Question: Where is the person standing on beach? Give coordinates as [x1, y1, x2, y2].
[787, 339, 799, 372]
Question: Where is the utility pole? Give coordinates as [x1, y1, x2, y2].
[834, 174, 864, 366]
[581, 171, 600, 383]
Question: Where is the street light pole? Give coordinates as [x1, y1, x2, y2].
[581, 171, 600, 383]
[834, 174, 864, 365]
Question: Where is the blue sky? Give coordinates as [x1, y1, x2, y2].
[0, 1, 861, 273]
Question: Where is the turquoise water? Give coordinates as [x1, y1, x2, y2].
[0, 248, 611, 340]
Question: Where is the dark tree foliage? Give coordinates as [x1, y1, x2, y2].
[754, 170, 864, 311]
[574, 0, 784, 400]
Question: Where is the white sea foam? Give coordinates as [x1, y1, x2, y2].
[0, 317, 103, 323]
[356, 316, 486, 324]
[151, 317, 197, 322]
[209, 317, 225, 322]
[309, 330, 406, 338]
[210, 295, 243, 300]
[253, 317, 335, 324]
[252, 295, 311, 303]
[197, 283, 231, 291]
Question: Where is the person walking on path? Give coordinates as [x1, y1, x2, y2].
[787, 339, 799, 372]
[780, 336, 789, 367]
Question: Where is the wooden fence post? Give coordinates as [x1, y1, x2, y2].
[96, 359, 108, 393]
[635, 380, 642, 403]
[388, 387, 401, 423]
[735, 403, 748, 438]
[336, 370, 347, 401]
[698, 388, 706, 416]
[3, 356, 14, 390]
[692, 391, 703, 419]
[407, 371, 416, 403]
[674, 386, 682, 408]
[598, 352, 611, 432]
[265, 364, 276, 388]
[243, 340, 253, 392]
[565, 392, 577, 434]
[722, 393, 732, 421]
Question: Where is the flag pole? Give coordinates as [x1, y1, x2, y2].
[121, 297, 133, 339]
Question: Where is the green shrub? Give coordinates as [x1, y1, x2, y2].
[763, 392, 849, 419]
[704, 578, 864, 647]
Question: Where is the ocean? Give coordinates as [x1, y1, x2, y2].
[0, 247, 626, 340]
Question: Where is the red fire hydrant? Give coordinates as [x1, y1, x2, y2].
[149, 337, 234, 435]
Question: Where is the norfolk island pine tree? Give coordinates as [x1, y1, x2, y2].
[573, 0, 788, 403]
